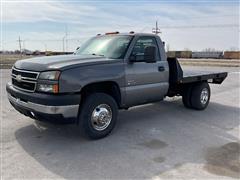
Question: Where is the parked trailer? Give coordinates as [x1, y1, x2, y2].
[223, 51, 240, 59]
[167, 51, 176, 58]
[192, 51, 223, 59]
[180, 51, 192, 58]
[167, 51, 192, 58]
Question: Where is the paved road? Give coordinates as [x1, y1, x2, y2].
[1, 66, 240, 179]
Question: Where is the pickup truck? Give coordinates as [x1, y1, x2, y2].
[6, 32, 228, 139]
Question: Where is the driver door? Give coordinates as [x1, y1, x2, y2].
[124, 36, 169, 106]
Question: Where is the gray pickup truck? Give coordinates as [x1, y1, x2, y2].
[6, 32, 227, 139]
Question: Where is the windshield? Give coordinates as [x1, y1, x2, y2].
[75, 35, 132, 59]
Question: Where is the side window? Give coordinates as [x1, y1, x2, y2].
[130, 37, 161, 61]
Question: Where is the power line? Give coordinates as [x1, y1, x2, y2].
[170, 14, 239, 20]
[160, 24, 239, 29]
[27, 39, 63, 42]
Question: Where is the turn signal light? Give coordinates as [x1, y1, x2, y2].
[53, 84, 59, 93]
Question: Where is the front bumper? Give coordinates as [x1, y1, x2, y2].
[6, 82, 81, 122]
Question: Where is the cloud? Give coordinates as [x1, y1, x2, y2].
[3, 2, 96, 23]
[4, 1, 236, 25]
[2, 1, 239, 51]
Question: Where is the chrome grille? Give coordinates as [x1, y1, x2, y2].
[11, 68, 39, 92]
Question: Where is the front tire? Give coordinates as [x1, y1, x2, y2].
[79, 93, 118, 139]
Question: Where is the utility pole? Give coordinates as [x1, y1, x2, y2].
[152, 21, 161, 34]
[62, 36, 65, 52]
[44, 44, 47, 52]
[62, 25, 68, 53]
[65, 25, 68, 52]
[22, 40, 26, 50]
[42, 42, 47, 52]
[18, 36, 22, 57]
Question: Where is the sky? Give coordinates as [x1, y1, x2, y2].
[1, 0, 239, 52]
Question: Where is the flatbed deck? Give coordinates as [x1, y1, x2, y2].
[167, 57, 228, 85]
[180, 70, 228, 84]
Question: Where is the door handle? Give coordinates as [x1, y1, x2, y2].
[158, 66, 165, 72]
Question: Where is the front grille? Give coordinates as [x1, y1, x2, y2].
[12, 69, 38, 79]
[12, 68, 39, 92]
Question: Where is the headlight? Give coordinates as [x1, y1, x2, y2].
[39, 71, 60, 80]
[37, 84, 59, 93]
[37, 71, 60, 93]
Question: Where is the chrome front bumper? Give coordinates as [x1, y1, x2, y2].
[8, 93, 79, 118]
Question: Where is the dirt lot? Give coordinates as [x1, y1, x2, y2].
[1, 66, 240, 179]
[0, 54, 35, 69]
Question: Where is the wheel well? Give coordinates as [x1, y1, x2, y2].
[80, 81, 121, 107]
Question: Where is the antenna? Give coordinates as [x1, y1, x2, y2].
[152, 21, 161, 34]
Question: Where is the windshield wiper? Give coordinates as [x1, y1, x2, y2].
[91, 53, 105, 57]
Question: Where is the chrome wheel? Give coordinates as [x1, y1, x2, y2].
[91, 104, 112, 131]
[200, 88, 209, 105]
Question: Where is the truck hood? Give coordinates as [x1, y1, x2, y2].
[14, 54, 118, 71]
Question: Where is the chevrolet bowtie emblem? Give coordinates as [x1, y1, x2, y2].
[16, 75, 22, 82]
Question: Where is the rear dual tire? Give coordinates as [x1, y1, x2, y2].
[182, 82, 210, 110]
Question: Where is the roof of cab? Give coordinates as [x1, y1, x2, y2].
[97, 32, 159, 37]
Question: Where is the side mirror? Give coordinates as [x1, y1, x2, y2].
[76, 47, 80, 51]
[144, 46, 156, 63]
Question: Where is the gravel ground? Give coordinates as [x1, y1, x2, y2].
[1, 66, 239, 179]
